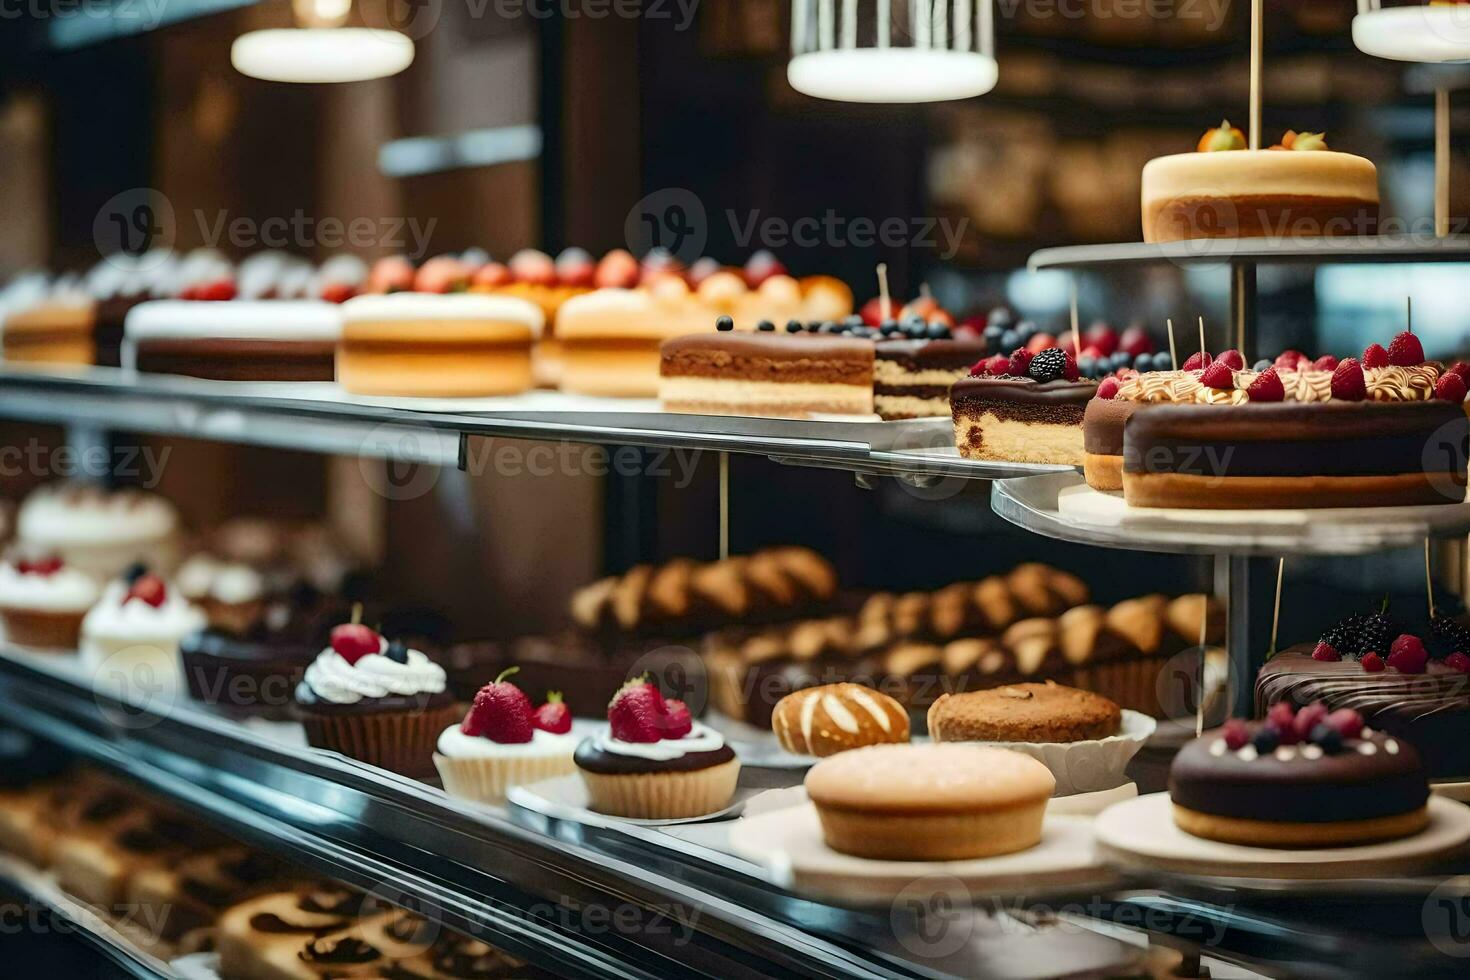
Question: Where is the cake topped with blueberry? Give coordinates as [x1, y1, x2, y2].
[1170, 702, 1429, 847]
[949, 344, 1099, 466]
[1258, 603, 1470, 780]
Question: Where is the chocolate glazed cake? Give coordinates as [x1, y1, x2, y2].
[950, 376, 1097, 465]
[660, 332, 874, 418]
[874, 338, 987, 420]
[1258, 648, 1470, 780]
[1123, 402, 1469, 509]
[1082, 397, 1137, 491]
[124, 300, 342, 382]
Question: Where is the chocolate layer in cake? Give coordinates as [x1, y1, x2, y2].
[1081, 397, 1137, 491]
[660, 332, 874, 418]
[950, 376, 1097, 465]
[573, 737, 735, 775]
[874, 338, 987, 420]
[1122, 401, 1469, 508]
[135, 339, 336, 382]
[1258, 648, 1470, 780]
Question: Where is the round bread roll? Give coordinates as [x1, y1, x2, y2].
[804, 744, 1055, 860]
[771, 683, 910, 758]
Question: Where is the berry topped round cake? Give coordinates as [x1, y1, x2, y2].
[1257, 604, 1470, 780]
[1170, 705, 1429, 847]
[1083, 335, 1470, 507]
[1142, 123, 1379, 243]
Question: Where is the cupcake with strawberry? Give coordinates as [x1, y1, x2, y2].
[294, 608, 455, 776]
[433, 669, 578, 803]
[574, 677, 740, 819]
[0, 554, 100, 649]
[79, 566, 206, 688]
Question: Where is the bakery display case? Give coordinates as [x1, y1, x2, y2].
[9, 1, 1470, 978]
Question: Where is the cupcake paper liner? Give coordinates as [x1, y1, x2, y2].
[301, 702, 461, 778]
[0, 607, 86, 650]
[579, 759, 741, 819]
[433, 751, 577, 804]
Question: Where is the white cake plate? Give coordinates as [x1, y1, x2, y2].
[728, 804, 1115, 904]
[1353, 6, 1470, 64]
[993, 471, 1470, 556]
[1094, 792, 1470, 879]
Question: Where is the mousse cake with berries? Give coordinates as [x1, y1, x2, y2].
[123, 300, 342, 382]
[433, 667, 579, 803]
[1110, 334, 1469, 508]
[1170, 704, 1429, 847]
[79, 568, 206, 690]
[950, 346, 1098, 466]
[294, 609, 455, 776]
[1257, 606, 1470, 780]
[659, 317, 876, 418]
[0, 555, 99, 649]
[574, 677, 739, 819]
[1142, 122, 1379, 243]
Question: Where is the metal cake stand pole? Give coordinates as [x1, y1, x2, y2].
[719, 451, 730, 561]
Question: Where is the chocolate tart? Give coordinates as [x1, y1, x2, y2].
[950, 375, 1098, 466]
[1122, 401, 1469, 509]
[873, 338, 988, 420]
[1257, 647, 1470, 781]
[1170, 720, 1429, 846]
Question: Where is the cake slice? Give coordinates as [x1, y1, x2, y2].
[874, 337, 988, 420]
[660, 328, 874, 418]
[950, 348, 1097, 465]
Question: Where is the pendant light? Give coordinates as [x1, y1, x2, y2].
[232, 0, 415, 83]
[789, 0, 998, 103]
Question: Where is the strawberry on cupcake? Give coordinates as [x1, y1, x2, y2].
[79, 567, 206, 691]
[573, 677, 739, 819]
[433, 670, 579, 804]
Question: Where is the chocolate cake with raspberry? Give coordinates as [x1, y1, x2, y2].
[950, 346, 1097, 465]
[1256, 608, 1470, 780]
[1171, 705, 1429, 847]
[1102, 335, 1469, 508]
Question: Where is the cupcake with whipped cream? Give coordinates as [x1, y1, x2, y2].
[17, 483, 181, 582]
[0, 555, 100, 649]
[294, 609, 455, 776]
[574, 677, 739, 819]
[176, 554, 266, 634]
[80, 569, 206, 691]
[434, 669, 578, 804]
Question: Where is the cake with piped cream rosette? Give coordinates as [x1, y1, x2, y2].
[1142, 123, 1379, 243]
[1170, 705, 1429, 847]
[574, 677, 739, 819]
[1082, 334, 1469, 507]
[0, 555, 99, 649]
[294, 613, 456, 776]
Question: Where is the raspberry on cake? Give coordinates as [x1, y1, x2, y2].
[1170, 706, 1430, 847]
[1142, 123, 1379, 243]
[659, 323, 875, 419]
[950, 346, 1097, 465]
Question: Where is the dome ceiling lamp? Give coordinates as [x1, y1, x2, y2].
[788, 0, 998, 103]
[231, 0, 415, 84]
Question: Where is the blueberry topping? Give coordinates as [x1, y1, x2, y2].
[1253, 358, 1273, 372]
[1151, 352, 1174, 373]
[1310, 723, 1343, 754]
[806, 320, 823, 332]
[1016, 320, 1038, 339]
[1251, 727, 1280, 753]
[843, 314, 864, 328]
[1000, 329, 1020, 351]
[715, 315, 734, 332]
[123, 562, 149, 585]
[926, 322, 950, 340]
[1078, 356, 1096, 379]
[987, 308, 1014, 328]
[385, 639, 409, 664]
[785, 319, 804, 334]
[818, 321, 841, 334]
[756, 319, 775, 332]
[879, 319, 901, 336]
